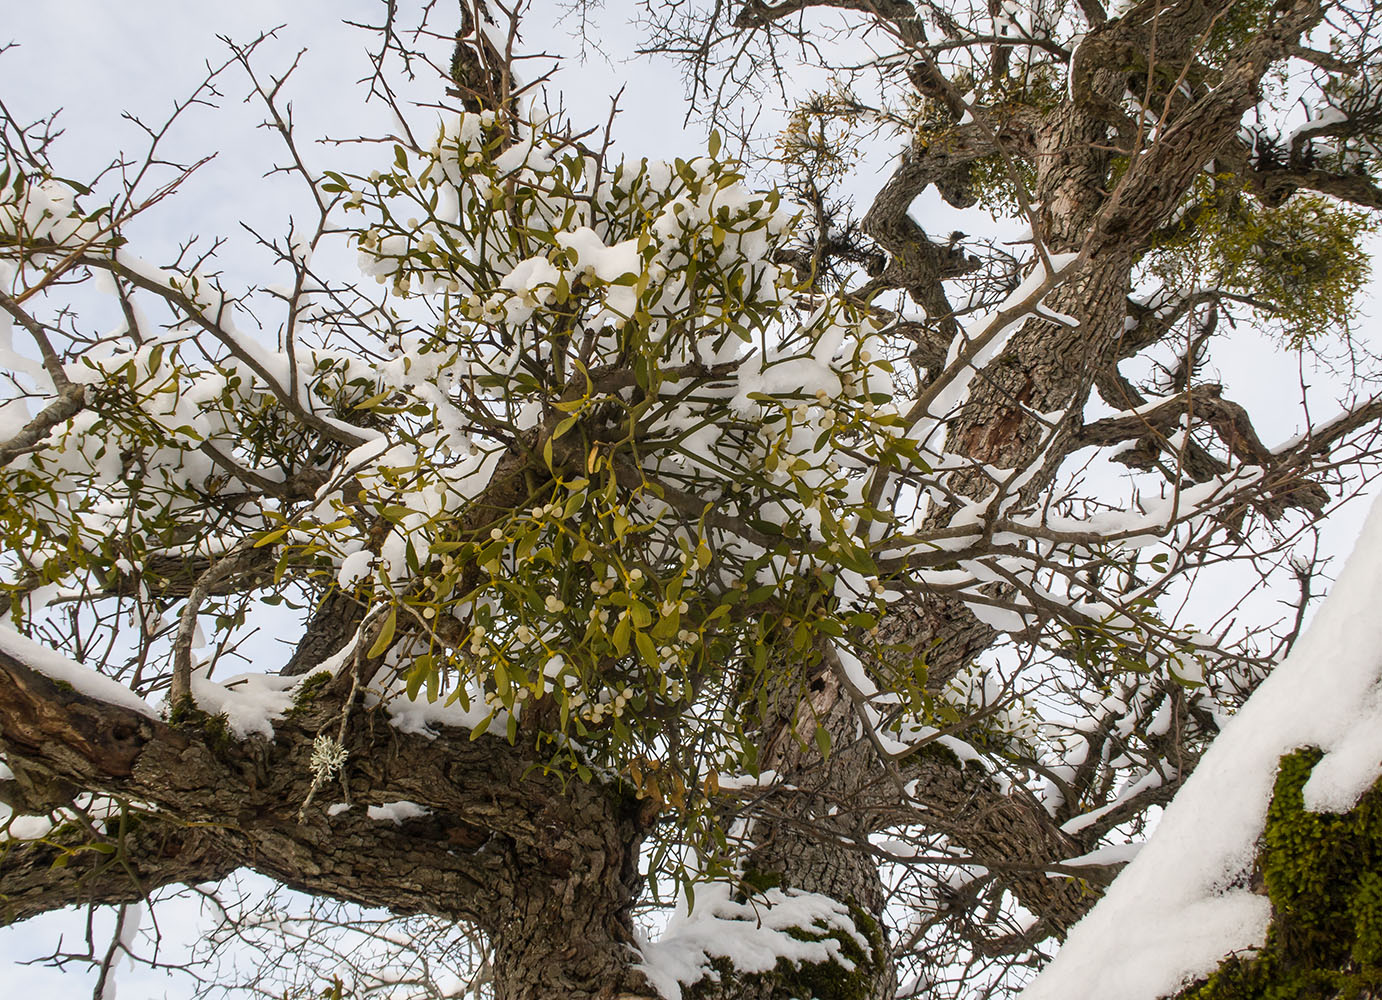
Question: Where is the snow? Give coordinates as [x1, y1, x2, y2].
[964, 601, 1030, 633]
[371, 676, 502, 737]
[896, 724, 986, 767]
[1286, 105, 1349, 147]
[189, 666, 302, 740]
[1058, 842, 1144, 869]
[0, 625, 157, 718]
[1059, 769, 1166, 835]
[555, 227, 642, 282]
[714, 769, 781, 791]
[337, 549, 375, 587]
[1021, 492, 1382, 1000]
[3, 814, 58, 839]
[636, 883, 869, 1000]
[366, 800, 430, 824]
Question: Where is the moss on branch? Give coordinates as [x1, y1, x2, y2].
[1179, 748, 1382, 999]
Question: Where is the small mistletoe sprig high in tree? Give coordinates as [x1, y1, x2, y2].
[3, 2, 1382, 998]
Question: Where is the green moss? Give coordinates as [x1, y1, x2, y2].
[298, 670, 333, 698]
[911, 736, 964, 771]
[287, 670, 334, 716]
[741, 869, 785, 894]
[202, 712, 234, 752]
[169, 702, 235, 753]
[768, 902, 882, 1000]
[1178, 748, 1382, 1000]
[1349, 871, 1382, 967]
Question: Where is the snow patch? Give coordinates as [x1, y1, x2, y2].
[0, 626, 157, 717]
[366, 800, 430, 824]
[636, 883, 868, 1000]
[1022, 492, 1382, 1000]
[190, 666, 302, 740]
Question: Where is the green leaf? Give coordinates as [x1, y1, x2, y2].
[254, 525, 291, 548]
[470, 711, 494, 740]
[368, 607, 397, 658]
[405, 659, 429, 700]
[635, 629, 659, 670]
[816, 617, 843, 637]
[814, 725, 832, 757]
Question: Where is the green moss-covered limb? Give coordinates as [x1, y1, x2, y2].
[1177, 748, 1382, 999]
[167, 702, 237, 754]
[760, 913, 881, 1000]
[286, 670, 334, 715]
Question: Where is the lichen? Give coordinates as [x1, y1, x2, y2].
[1178, 748, 1382, 999]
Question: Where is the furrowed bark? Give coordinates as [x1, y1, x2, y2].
[0, 817, 232, 925]
[0, 640, 661, 999]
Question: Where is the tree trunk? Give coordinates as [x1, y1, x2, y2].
[485, 796, 653, 999]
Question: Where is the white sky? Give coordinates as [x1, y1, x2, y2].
[3, 1, 1381, 995]
[0, 3, 700, 993]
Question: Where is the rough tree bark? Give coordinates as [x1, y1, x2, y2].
[0, 644, 657, 999]
[1, 0, 1372, 998]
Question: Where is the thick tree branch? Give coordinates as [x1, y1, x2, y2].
[0, 634, 658, 996]
[1250, 165, 1382, 210]
[0, 815, 232, 926]
[733, 0, 915, 29]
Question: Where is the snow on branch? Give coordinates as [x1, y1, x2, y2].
[1021, 493, 1382, 1000]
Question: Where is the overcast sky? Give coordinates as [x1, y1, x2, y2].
[3, 2, 1381, 995]
[0, 4, 699, 993]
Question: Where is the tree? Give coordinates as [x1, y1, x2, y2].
[2, 1, 1382, 998]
